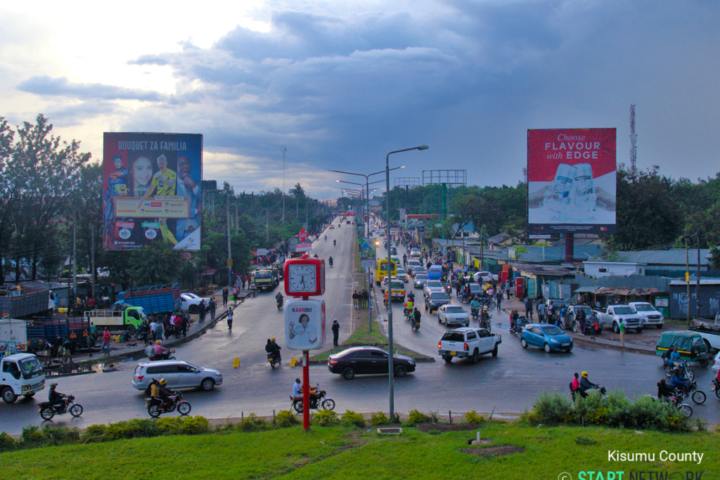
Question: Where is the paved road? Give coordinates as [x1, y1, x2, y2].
[1, 221, 719, 434]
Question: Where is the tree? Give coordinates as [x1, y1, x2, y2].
[128, 241, 181, 286]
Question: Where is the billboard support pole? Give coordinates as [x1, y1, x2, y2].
[696, 230, 701, 316]
[303, 349, 310, 430]
[564, 233, 574, 264]
[227, 196, 232, 287]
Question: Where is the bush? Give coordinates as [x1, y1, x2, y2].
[178, 416, 210, 435]
[0, 432, 17, 452]
[239, 414, 268, 431]
[275, 410, 299, 428]
[42, 426, 80, 444]
[81, 424, 107, 442]
[464, 410, 486, 425]
[104, 419, 160, 440]
[21, 425, 48, 446]
[314, 410, 340, 427]
[532, 392, 575, 425]
[519, 409, 540, 426]
[407, 409, 429, 425]
[370, 411, 389, 426]
[341, 410, 366, 428]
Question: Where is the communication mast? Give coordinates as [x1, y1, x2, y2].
[629, 104, 637, 172]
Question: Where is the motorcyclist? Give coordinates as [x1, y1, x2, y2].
[470, 298, 480, 319]
[333, 240, 336, 246]
[412, 308, 421, 327]
[266, 338, 282, 363]
[153, 340, 172, 360]
[578, 371, 597, 399]
[157, 378, 174, 409]
[657, 379, 674, 401]
[480, 306, 490, 328]
[313, 254, 319, 258]
[48, 383, 67, 412]
[670, 367, 691, 394]
[275, 291, 284, 308]
[329, 256, 334, 267]
[404, 298, 414, 318]
[669, 347, 682, 365]
[406, 291, 415, 303]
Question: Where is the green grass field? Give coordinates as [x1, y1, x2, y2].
[3, 422, 717, 480]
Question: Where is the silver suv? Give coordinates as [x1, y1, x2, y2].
[132, 360, 223, 393]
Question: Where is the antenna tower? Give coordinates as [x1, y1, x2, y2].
[629, 104, 637, 171]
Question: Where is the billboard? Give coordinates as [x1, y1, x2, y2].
[527, 128, 616, 234]
[102, 133, 203, 250]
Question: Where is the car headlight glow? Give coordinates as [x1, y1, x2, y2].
[550, 338, 558, 343]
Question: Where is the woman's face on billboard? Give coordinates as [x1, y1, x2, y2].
[133, 156, 152, 186]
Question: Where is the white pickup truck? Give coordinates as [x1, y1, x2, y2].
[690, 313, 720, 351]
[438, 327, 501, 364]
[594, 305, 645, 333]
[628, 302, 665, 329]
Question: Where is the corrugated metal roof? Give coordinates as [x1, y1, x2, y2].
[596, 249, 711, 266]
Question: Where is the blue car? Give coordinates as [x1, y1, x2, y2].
[520, 323, 573, 353]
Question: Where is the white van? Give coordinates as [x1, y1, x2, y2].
[1, 353, 46, 403]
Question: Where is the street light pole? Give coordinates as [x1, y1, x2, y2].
[385, 145, 428, 421]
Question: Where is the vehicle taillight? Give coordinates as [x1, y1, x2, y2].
[329, 360, 337, 365]
[464, 343, 468, 351]
[136, 375, 144, 381]
[438, 341, 442, 349]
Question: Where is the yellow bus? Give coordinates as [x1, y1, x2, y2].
[375, 258, 397, 285]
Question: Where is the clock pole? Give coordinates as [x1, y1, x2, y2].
[303, 294, 310, 431]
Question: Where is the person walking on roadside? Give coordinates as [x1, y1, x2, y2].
[199, 299, 206, 323]
[577, 307, 586, 336]
[331, 319, 340, 347]
[496, 289, 503, 312]
[227, 307, 234, 331]
[505, 281, 511, 300]
[209, 297, 216, 321]
[181, 313, 189, 338]
[101, 328, 111, 356]
[618, 317, 626, 347]
[524, 297, 533, 321]
[537, 301, 545, 323]
[222, 287, 228, 307]
[352, 291, 359, 310]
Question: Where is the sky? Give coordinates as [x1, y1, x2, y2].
[1, 0, 718, 199]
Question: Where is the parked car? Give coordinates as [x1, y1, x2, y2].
[327, 346, 416, 380]
[426, 291, 451, 313]
[520, 324, 573, 353]
[594, 305, 644, 333]
[180, 293, 212, 314]
[438, 327, 501, 363]
[438, 305, 470, 327]
[414, 274, 429, 289]
[132, 360, 223, 393]
[424, 280, 445, 298]
[629, 302, 665, 329]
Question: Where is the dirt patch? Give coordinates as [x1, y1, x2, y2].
[416, 423, 482, 433]
[462, 445, 525, 458]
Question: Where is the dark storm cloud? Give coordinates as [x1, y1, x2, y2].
[17, 0, 720, 196]
[17, 76, 165, 101]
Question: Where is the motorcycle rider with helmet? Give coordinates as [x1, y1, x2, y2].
[403, 297, 414, 319]
[158, 378, 174, 409]
[412, 307, 422, 329]
[275, 291, 284, 310]
[578, 371, 597, 398]
[266, 338, 282, 364]
[153, 340, 173, 360]
[470, 297, 481, 320]
[670, 367, 691, 394]
[480, 305, 490, 328]
[48, 383, 68, 412]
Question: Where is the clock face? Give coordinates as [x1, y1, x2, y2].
[288, 264, 317, 292]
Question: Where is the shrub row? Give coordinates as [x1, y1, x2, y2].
[522, 390, 693, 432]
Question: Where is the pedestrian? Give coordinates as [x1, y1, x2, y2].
[209, 297, 216, 321]
[101, 328, 111, 356]
[154, 320, 164, 342]
[222, 287, 228, 307]
[172, 314, 182, 339]
[537, 301, 545, 323]
[525, 297, 533, 321]
[589, 312, 599, 340]
[570, 372, 580, 403]
[199, 299, 206, 323]
[181, 313, 189, 337]
[352, 291, 359, 310]
[619, 317, 626, 347]
[577, 307, 586, 336]
[496, 290, 503, 312]
[505, 281, 511, 300]
[362, 290, 369, 309]
[227, 307, 234, 332]
[332, 319, 340, 347]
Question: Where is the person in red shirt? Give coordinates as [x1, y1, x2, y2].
[101, 329, 111, 356]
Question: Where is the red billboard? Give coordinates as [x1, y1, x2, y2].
[527, 128, 616, 234]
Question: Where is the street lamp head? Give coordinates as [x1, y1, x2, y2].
[417, 145, 429, 151]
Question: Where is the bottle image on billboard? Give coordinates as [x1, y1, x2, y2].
[571, 163, 597, 218]
[543, 163, 576, 220]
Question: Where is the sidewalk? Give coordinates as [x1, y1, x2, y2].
[70, 292, 247, 365]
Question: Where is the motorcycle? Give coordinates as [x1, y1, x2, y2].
[675, 381, 706, 405]
[277, 298, 283, 311]
[149, 350, 176, 362]
[268, 352, 281, 369]
[712, 378, 720, 399]
[404, 308, 412, 321]
[471, 307, 479, 322]
[666, 391, 693, 417]
[39, 395, 83, 420]
[665, 360, 695, 382]
[146, 391, 191, 418]
[510, 315, 528, 337]
[411, 319, 420, 331]
[291, 385, 336, 413]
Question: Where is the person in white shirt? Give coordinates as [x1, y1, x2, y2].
[292, 378, 302, 399]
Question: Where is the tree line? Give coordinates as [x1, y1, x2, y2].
[0, 115, 330, 291]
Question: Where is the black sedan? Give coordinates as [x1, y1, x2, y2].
[327, 346, 416, 380]
[425, 291, 451, 313]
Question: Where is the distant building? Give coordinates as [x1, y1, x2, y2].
[583, 261, 647, 278]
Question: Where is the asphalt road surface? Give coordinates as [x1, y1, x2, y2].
[2, 219, 718, 434]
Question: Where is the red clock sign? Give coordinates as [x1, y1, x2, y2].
[297, 228, 309, 243]
[284, 256, 325, 297]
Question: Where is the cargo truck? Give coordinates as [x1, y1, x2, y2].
[1, 352, 46, 403]
[112, 284, 181, 315]
[0, 286, 54, 319]
[2, 317, 92, 353]
[86, 305, 147, 336]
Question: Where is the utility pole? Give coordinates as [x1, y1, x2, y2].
[480, 224, 484, 270]
[629, 104, 637, 172]
[697, 230, 701, 316]
[227, 196, 232, 287]
[684, 235, 690, 326]
[72, 210, 77, 300]
[282, 145, 286, 223]
[90, 224, 95, 298]
[235, 203, 239, 234]
[266, 209, 269, 242]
